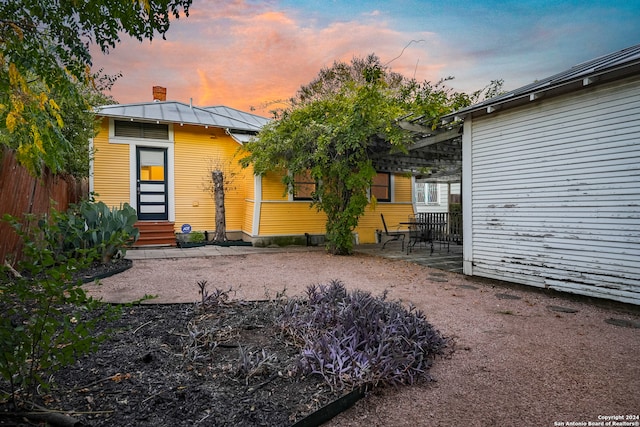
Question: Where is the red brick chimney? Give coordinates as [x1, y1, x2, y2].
[152, 86, 167, 101]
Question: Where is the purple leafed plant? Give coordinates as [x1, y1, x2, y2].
[278, 280, 447, 391]
[196, 280, 234, 312]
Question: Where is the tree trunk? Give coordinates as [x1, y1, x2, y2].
[212, 171, 227, 242]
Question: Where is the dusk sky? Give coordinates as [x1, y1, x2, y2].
[91, 0, 640, 116]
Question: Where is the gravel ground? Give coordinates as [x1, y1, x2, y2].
[85, 250, 640, 427]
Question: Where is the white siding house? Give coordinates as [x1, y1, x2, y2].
[448, 44, 640, 305]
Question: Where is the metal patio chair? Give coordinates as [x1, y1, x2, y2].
[380, 214, 405, 251]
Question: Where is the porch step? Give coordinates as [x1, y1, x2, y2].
[134, 221, 176, 247]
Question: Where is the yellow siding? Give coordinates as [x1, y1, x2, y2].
[243, 201, 255, 234]
[356, 174, 415, 243]
[93, 115, 414, 244]
[394, 175, 413, 203]
[174, 126, 249, 233]
[356, 203, 413, 243]
[92, 119, 131, 207]
[256, 172, 413, 243]
[261, 171, 288, 201]
[259, 202, 326, 235]
[242, 162, 255, 201]
[258, 170, 323, 235]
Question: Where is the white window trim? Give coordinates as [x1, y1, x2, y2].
[88, 137, 95, 194]
[107, 118, 176, 221]
[251, 175, 262, 237]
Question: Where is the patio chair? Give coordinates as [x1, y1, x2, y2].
[380, 214, 405, 251]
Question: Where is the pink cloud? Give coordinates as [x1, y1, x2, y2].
[91, 0, 449, 116]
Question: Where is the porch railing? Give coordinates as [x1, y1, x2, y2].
[415, 212, 462, 244]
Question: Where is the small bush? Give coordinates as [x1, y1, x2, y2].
[190, 231, 206, 244]
[0, 210, 120, 408]
[279, 280, 447, 391]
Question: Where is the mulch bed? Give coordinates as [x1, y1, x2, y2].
[77, 259, 133, 283]
[61, 302, 344, 426]
[0, 268, 353, 426]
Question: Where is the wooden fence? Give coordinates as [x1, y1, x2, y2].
[0, 147, 88, 265]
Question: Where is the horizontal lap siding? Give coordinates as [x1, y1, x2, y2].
[243, 200, 254, 235]
[356, 175, 414, 243]
[357, 204, 414, 243]
[259, 170, 323, 235]
[261, 171, 288, 201]
[470, 77, 640, 304]
[257, 173, 413, 243]
[393, 176, 413, 203]
[227, 164, 249, 232]
[259, 203, 326, 235]
[258, 202, 412, 243]
[174, 127, 246, 232]
[93, 120, 131, 207]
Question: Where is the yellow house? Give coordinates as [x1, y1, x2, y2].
[91, 94, 414, 247]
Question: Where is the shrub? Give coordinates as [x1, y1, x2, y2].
[0, 211, 120, 408]
[36, 199, 140, 264]
[189, 231, 206, 244]
[278, 280, 447, 391]
[78, 200, 139, 263]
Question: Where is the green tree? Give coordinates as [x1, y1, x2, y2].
[241, 54, 471, 255]
[0, 0, 192, 176]
[398, 76, 475, 129]
[58, 71, 121, 178]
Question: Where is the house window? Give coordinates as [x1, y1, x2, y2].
[426, 183, 439, 204]
[415, 184, 425, 204]
[293, 170, 315, 200]
[371, 172, 391, 202]
[114, 120, 169, 140]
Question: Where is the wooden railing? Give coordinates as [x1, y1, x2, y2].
[415, 212, 462, 244]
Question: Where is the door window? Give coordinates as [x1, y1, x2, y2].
[137, 148, 168, 220]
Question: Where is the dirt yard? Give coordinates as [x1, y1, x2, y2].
[78, 250, 640, 426]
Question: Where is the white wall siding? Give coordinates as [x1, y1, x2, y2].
[469, 77, 640, 305]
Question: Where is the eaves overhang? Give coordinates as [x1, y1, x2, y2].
[444, 44, 640, 122]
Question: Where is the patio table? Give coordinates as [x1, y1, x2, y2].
[401, 220, 449, 255]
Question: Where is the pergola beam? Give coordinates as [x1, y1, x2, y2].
[408, 126, 462, 150]
[396, 120, 433, 135]
[370, 119, 464, 180]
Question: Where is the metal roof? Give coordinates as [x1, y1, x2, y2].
[203, 105, 270, 129]
[446, 43, 640, 120]
[95, 101, 270, 133]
